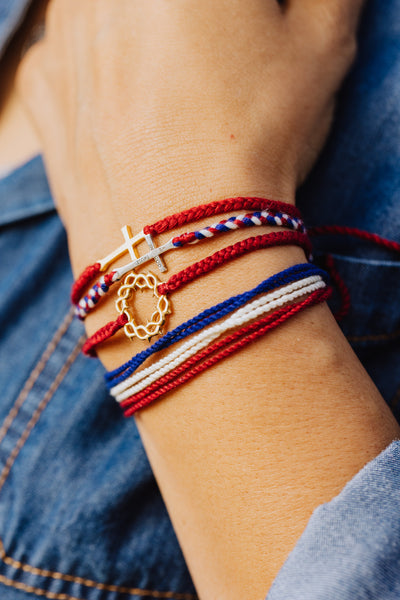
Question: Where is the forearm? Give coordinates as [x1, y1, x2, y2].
[17, 2, 400, 597]
[136, 300, 397, 599]
[81, 171, 399, 599]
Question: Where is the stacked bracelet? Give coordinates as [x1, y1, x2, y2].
[82, 229, 312, 355]
[111, 274, 327, 403]
[105, 263, 325, 386]
[122, 288, 330, 416]
[71, 196, 328, 417]
[103, 263, 330, 414]
[74, 205, 306, 319]
[71, 197, 400, 417]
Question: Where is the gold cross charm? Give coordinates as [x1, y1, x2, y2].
[98, 225, 166, 273]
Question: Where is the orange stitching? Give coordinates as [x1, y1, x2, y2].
[347, 328, 400, 344]
[0, 335, 85, 494]
[0, 309, 75, 447]
[0, 573, 194, 600]
[0, 573, 82, 600]
[0, 324, 197, 600]
[0, 539, 195, 598]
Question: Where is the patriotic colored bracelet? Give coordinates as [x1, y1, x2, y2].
[110, 275, 327, 403]
[71, 196, 301, 305]
[120, 286, 331, 416]
[105, 262, 327, 388]
[82, 230, 312, 355]
[74, 206, 305, 320]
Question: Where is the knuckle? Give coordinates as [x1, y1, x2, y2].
[312, 6, 358, 58]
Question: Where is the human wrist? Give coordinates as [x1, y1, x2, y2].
[76, 189, 304, 373]
[66, 149, 297, 278]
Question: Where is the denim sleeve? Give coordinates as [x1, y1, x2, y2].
[267, 440, 400, 600]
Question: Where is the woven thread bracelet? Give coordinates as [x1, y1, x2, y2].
[71, 196, 302, 305]
[100, 217, 400, 416]
[120, 286, 331, 416]
[113, 276, 327, 400]
[121, 287, 330, 416]
[82, 230, 312, 356]
[111, 275, 327, 403]
[76, 209, 306, 320]
[105, 263, 327, 387]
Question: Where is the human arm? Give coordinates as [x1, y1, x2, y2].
[17, 2, 400, 598]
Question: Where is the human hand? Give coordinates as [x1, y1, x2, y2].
[18, 8, 400, 600]
[17, 0, 363, 275]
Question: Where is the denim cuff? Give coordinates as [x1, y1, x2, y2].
[267, 440, 400, 600]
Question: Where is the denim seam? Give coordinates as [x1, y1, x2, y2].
[0, 317, 197, 600]
[0, 566, 197, 600]
[0, 574, 83, 600]
[347, 328, 400, 344]
[0, 334, 85, 493]
[0, 573, 195, 600]
[0, 309, 75, 450]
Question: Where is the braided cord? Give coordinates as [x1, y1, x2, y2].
[105, 263, 326, 385]
[121, 286, 331, 415]
[83, 232, 312, 356]
[158, 231, 311, 295]
[172, 210, 305, 247]
[71, 262, 101, 304]
[144, 196, 300, 236]
[112, 277, 326, 401]
[75, 209, 305, 319]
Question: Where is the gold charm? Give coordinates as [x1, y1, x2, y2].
[116, 272, 171, 341]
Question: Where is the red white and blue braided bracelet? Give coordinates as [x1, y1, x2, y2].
[82, 230, 312, 355]
[71, 196, 302, 304]
[75, 207, 305, 319]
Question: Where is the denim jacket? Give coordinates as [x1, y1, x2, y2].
[0, 1, 400, 599]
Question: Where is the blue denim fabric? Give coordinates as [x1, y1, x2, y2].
[0, 1, 400, 599]
[298, 0, 400, 418]
[0, 157, 197, 599]
[0, 0, 31, 59]
[267, 440, 400, 600]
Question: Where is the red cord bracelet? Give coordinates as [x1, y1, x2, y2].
[72, 196, 300, 304]
[121, 286, 331, 416]
[82, 229, 311, 356]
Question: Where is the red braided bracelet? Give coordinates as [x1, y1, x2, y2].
[143, 196, 301, 237]
[158, 230, 311, 295]
[82, 230, 311, 356]
[71, 196, 299, 304]
[82, 314, 129, 356]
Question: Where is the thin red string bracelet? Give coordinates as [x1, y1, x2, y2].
[71, 196, 300, 304]
[121, 286, 331, 416]
[309, 225, 400, 253]
[309, 225, 400, 320]
[324, 254, 351, 321]
[82, 230, 311, 356]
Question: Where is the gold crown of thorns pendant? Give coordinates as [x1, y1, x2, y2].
[116, 272, 171, 341]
